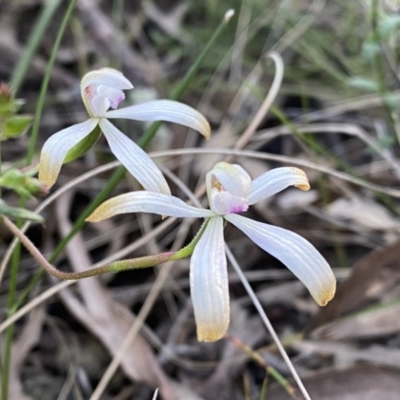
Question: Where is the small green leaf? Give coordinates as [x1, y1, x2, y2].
[0, 200, 44, 223]
[347, 77, 379, 92]
[383, 93, 400, 111]
[2, 114, 33, 139]
[0, 83, 23, 116]
[63, 125, 101, 164]
[361, 41, 380, 63]
[379, 15, 400, 39]
[0, 168, 45, 198]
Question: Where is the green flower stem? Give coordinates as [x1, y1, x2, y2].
[108, 253, 176, 273]
[2, 2, 77, 399]
[110, 218, 210, 272]
[169, 218, 209, 259]
[3, 216, 210, 280]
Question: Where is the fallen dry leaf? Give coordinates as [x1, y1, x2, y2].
[276, 188, 319, 210]
[267, 365, 400, 400]
[294, 340, 400, 370]
[326, 197, 400, 232]
[308, 239, 400, 331]
[311, 302, 400, 340]
[10, 307, 45, 400]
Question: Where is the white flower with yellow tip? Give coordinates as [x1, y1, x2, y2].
[38, 68, 210, 194]
[87, 163, 336, 342]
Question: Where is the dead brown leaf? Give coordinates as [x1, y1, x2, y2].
[10, 307, 45, 400]
[267, 365, 400, 400]
[311, 302, 400, 340]
[327, 197, 400, 232]
[307, 239, 400, 332]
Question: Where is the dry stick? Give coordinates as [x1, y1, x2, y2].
[225, 246, 312, 400]
[295, 89, 400, 124]
[152, 389, 159, 400]
[232, 51, 284, 152]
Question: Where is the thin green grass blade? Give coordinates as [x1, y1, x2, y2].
[10, 0, 62, 92]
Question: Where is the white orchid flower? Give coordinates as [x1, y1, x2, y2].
[87, 162, 336, 342]
[38, 68, 210, 194]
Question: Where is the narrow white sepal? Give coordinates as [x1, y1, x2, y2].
[99, 119, 171, 195]
[226, 214, 336, 306]
[38, 118, 99, 188]
[86, 191, 214, 222]
[105, 99, 211, 139]
[249, 167, 310, 205]
[191, 216, 230, 342]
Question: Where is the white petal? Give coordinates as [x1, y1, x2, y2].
[81, 68, 133, 91]
[191, 216, 229, 342]
[105, 99, 211, 139]
[249, 167, 310, 205]
[226, 214, 336, 306]
[38, 119, 98, 188]
[206, 162, 251, 215]
[99, 119, 171, 195]
[86, 191, 214, 222]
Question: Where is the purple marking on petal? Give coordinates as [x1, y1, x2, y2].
[229, 204, 249, 214]
[84, 83, 127, 116]
[108, 90, 125, 109]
